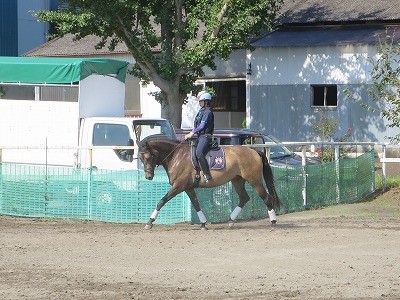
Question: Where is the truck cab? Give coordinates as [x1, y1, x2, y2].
[78, 117, 176, 170]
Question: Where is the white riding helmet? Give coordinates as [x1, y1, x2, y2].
[197, 91, 212, 101]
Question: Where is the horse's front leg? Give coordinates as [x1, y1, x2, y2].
[228, 178, 250, 227]
[145, 187, 180, 230]
[185, 188, 208, 230]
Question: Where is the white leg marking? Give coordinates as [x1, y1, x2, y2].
[150, 209, 159, 220]
[197, 211, 207, 223]
[268, 209, 277, 221]
[230, 206, 242, 221]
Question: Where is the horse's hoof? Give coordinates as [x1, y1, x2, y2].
[144, 224, 153, 230]
[228, 220, 235, 227]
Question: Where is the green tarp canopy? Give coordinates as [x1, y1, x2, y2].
[0, 57, 129, 84]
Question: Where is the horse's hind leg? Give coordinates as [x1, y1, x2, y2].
[251, 181, 277, 225]
[185, 188, 208, 230]
[229, 178, 250, 227]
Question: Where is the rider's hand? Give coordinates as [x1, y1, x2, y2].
[185, 132, 194, 140]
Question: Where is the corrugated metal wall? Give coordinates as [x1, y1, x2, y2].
[248, 84, 400, 143]
[0, 0, 18, 56]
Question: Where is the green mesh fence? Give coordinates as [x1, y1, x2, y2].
[0, 165, 190, 224]
[0, 150, 375, 224]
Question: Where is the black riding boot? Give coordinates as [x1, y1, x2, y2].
[198, 156, 212, 183]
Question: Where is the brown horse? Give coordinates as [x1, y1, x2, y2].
[138, 138, 280, 230]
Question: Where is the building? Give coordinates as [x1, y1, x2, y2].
[0, 0, 60, 56]
[247, 0, 400, 142]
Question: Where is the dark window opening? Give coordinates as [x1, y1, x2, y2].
[312, 85, 337, 107]
[205, 80, 246, 112]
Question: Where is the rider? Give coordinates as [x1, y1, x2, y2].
[185, 90, 215, 183]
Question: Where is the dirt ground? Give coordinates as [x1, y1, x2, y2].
[1, 184, 400, 300]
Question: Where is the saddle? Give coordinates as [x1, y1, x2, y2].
[190, 139, 226, 171]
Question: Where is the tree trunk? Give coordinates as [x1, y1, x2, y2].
[161, 87, 184, 130]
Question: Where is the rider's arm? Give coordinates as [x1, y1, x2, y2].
[185, 121, 206, 139]
[192, 120, 206, 134]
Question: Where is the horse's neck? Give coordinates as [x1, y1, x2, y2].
[152, 141, 179, 167]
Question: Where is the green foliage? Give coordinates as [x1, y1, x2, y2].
[311, 112, 338, 141]
[368, 34, 400, 142]
[34, 0, 283, 127]
[311, 111, 352, 162]
[375, 174, 400, 190]
[345, 31, 400, 143]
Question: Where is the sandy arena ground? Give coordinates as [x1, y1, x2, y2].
[1, 188, 400, 300]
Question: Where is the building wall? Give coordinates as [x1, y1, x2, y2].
[17, 0, 50, 55]
[248, 84, 400, 142]
[250, 45, 375, 85]
[0, 0, 18, 56]
[248, 44, 400, 143]
[0, 0, 56, 56]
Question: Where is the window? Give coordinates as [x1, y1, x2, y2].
[0, 84, 78, 101]
[205, 80, 246, 112]
[93, 124, 131, 146]
[132, 120, 176, 141]
[311, 85, 337, 108]
[93, 123, 133, 162]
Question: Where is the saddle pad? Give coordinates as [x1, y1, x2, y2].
[208, 148, 225, 170]
[191, 146, 226, 170]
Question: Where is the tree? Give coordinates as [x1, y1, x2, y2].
[310, 111, 352, 162]
[345, 31, 400, 142]
[35, 0, 283, 128]
[367, 33, 400, 142]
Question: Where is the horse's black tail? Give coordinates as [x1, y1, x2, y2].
[257, 151, 281, 211]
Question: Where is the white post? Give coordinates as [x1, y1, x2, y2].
[34, 86, 40, 101]
[382, 144, 387, 191]
[301, 145, 307, 206]
[334, 145, 340, 160]
[335, 145, 340, 204]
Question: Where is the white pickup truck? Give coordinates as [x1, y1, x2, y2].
[0, 57, 176, 171]
[0, 57, 177, 207]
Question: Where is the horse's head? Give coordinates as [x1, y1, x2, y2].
[138, 141, 157, 180]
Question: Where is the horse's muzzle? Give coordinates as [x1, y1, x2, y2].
[145, 173, 154, 180]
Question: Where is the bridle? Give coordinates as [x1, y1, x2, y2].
[139, 140, 184, 171]
[139, 145, 156, 173]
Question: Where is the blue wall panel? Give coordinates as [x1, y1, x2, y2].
[0, 0, 18, 56]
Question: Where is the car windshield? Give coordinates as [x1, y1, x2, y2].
[132, 120, 176, 141]
[263, 134, 294, 159]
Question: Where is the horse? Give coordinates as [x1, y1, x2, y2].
[137, 138, 281, 230]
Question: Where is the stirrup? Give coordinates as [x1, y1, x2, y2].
[203, 174, 212, 183]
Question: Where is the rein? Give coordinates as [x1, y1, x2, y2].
[158, 140, 185, 166]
